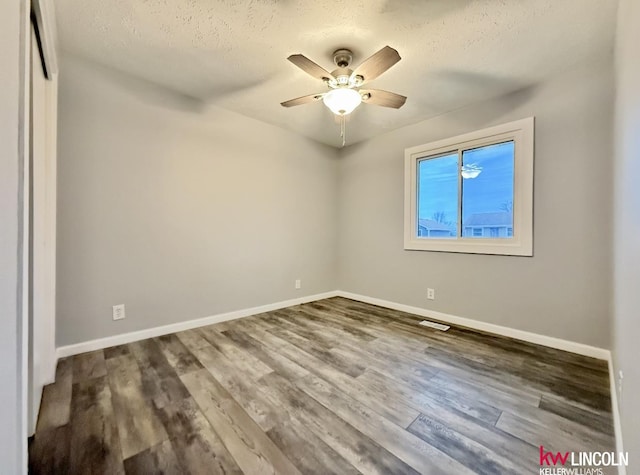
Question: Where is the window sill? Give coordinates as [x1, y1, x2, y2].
[403, 237, 533, 256]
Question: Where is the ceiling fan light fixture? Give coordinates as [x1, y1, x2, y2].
[323, 88, 362, 115]
[349, 75, 364, 88]
[282, 46, 404, 145]
[461, 163, 483, 179]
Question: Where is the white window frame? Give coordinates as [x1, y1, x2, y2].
[404, 117, 534, 256]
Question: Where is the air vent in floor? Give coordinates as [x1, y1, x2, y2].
[419, 320, 450, 331]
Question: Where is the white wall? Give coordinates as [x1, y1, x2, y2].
[337, 57, 614, 349]
[56, 56, 339, 346]
[614, 0, 640, 467]
[0, 1, 28, 472]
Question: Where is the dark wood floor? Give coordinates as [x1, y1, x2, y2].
[30, 297, 615, 474]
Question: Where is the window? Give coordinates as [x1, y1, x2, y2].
[404, 117, 534, 256]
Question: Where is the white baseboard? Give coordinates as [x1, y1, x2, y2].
[336, 291, 610, 360]
[56, 291, 339, 358]
[57, 289, 610, 361]
[608, 356, 626, 475]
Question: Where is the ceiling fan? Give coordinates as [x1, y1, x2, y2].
[281, 46, 406, 145]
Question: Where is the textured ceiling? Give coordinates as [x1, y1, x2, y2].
[54, 0, 617, 148]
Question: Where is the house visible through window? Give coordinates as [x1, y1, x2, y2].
[404, 118, 534, 256]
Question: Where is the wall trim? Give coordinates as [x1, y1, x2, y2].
[608, 356, 626, 475]
[336, 291, 610, 360]
[57, 289, 611, 360]
[56, 291, 339, 358]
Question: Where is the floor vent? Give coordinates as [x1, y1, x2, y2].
[419, 320, 450, 331]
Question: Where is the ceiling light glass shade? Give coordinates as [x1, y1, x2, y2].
[461, 163, 483, 179]
[323, 88, 362, 115]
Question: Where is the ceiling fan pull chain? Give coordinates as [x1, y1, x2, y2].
[340, 114, 346, 147]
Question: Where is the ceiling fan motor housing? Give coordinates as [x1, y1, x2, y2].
[333, 49, 353, 68]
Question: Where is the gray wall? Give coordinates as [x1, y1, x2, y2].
[57, 52, 617, 352]
[56, 56, 339, 346]
[337, 58, 614, 349]
[0, 0, 26, 472]
[614, 0, 640, 466]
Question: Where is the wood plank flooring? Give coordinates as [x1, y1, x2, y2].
[29, 297, 616, 474]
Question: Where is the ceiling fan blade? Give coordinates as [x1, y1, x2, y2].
[287, 54, 335, 82]
[351, 46, 401, 83]
[360, 89, 407, 108]
[280, 93, 325, 108]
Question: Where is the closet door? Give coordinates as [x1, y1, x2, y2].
[28, 20, 57, 435]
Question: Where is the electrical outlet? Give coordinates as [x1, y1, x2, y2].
[295, 279, 301, 289]
[112, 304, 126, 321]
[619, 370, 624, 396]
[427, 288, 435, 300]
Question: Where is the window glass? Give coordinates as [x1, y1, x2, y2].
[461, 141, 514, 239]
[417, 153, 458, 238]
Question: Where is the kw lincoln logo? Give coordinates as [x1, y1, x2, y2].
[538, 446, 628, 475]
